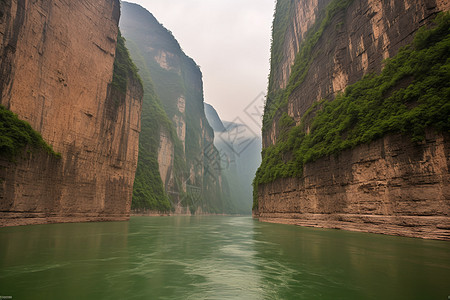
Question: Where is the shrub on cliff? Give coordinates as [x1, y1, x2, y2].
[0, 105, 60, 159]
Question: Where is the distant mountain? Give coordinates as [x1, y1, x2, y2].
[204, 103, 262, 214]
[121, 2, 231, 214]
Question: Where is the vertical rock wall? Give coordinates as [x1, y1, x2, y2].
[0, 0, 142, 225]
[265, 0, 450, 147]
[257, 0, 450, 239]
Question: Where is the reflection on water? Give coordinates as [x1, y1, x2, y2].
[0, 217, 449, 299]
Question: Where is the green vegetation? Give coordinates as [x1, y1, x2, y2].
[0, 105, 60, 159]
[111, 30, 176, 211]
[126, 40, 184, 212]
[130, 36, 224, 213]
[145, 50, 206, 167]
[131, 86, 174, 212]
[264, 0, 353, 133]
[111, 30, 142, 94]
[133, 149, 170, 211]
[254, 12, 450, 209]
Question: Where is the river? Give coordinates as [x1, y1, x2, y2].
[0, 216, 449, 299]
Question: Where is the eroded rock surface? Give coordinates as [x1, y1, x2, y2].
[0, 0, 142, 226]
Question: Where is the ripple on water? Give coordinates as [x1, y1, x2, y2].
[1, 216, 449, 300]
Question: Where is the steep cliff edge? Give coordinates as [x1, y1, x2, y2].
[121, 2, 230, 214]
[255, 0, 450, 239]
[0, 0, 143, 225]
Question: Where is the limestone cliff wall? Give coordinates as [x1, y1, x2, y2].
[0, 0, 142, 225]
[265, 0, 450, 147]
[258, 0, 450, 239]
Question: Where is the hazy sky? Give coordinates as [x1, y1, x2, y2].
[124, 0, 275, 133]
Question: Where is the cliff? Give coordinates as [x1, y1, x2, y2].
[120, 2, 230, 214]
[255, 0, 450, 239]
[0, 0, 143, 225]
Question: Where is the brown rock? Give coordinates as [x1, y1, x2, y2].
[0, 0, 143, 226]
[265, 0, 450, 147]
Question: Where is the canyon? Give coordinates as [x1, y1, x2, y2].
[0, 0, 142, 225]
[1, 0, 448, 235]
[255, 0, 450, 239]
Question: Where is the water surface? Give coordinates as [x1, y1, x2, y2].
[0, 216, 449, 299]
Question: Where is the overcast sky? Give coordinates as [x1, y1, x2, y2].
[124, 0, 275, 133]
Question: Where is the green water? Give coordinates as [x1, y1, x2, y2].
[0, 217, 449, 299]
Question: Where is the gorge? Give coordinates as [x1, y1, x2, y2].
[0, 0, 449, 298]
[204, 103, 262, 214]
[0, 0, 448, 232]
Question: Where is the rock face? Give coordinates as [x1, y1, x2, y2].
[121, 2, 228, 214]
[0, 0, 143, 225]
[257, 0, 450, 239]
[265, 0, 450, 147]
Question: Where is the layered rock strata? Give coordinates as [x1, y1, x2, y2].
[257, 0, 450, 240]
[121, 2, 228, 214]
[0, 0, 142, 226]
